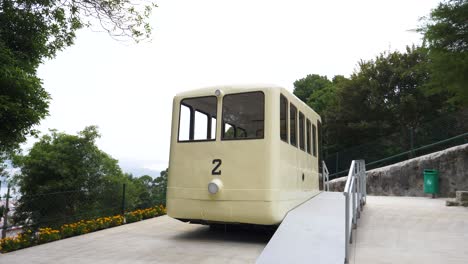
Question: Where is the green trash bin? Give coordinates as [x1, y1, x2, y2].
[423, 169, 439, 197]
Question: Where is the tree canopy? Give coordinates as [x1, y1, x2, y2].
[0, 0, 156, 156]
[0, 41, 50, 154]
[293, 46, 463, 162]
[12, 126, 165, 227]
[419, 0, 468, 104]
[294, 0, 467, 163]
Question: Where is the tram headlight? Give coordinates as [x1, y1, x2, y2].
[208, 179, 223, 194]
[214, 89, 223, 97]
[208, 182, 218, 194]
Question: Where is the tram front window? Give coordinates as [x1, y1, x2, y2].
[178, 96, 217, 141]
[222, 92, 265, 140]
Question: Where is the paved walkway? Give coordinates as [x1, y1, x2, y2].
[0, 216, 271, 264]
[350, 196, 468, 264]
[1, 196, 467, 264]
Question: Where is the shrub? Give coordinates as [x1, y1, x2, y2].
[0, 230, 34, 253]
[60, 224, 74, 238]
[37, 228, 61, 244]
[0, 204, 166, 253]
[142, 208, 157, 219]
[156, 204, 167, 215]
[125, 210, 142, 223]
[110, 215, 124, 227]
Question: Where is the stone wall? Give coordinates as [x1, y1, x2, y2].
[327, 143, 468, 197]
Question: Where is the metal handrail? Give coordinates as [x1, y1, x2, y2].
[322, 161, 330, 191]
[343, 160, 366, 264]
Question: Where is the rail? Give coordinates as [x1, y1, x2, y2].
[343, 160, 366, 264]
[322, 161, 330, 191]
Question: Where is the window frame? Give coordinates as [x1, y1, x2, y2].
[221, 91, 266, 141]
[290, 103, 297, 147]
[306, 119, 312, 154]
[299, 112, 305, 151]
[280, 94, 288, 143]
[312, 123, 317, 157]
[177, 95, 218, 143]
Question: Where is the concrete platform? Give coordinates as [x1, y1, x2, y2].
[1, 195, 468, 263]
[256, 192, 345, 264]
[0, 216, 271, 264]
[350, 196, 468, 264]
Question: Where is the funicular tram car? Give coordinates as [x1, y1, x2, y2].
[167, 85, 322, 226]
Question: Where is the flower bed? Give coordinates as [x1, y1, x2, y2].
[0, 205, 166, 253]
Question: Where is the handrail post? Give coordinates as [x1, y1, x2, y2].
[322, 161, 330, 192]
[322, 165, 325, 192]
[357, 161, 362, 217]
[344, 192, 350, 264]
[363, 162, 367, 205]
[352, 177, 357, 229]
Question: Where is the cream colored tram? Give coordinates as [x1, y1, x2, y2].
[167, 85, 321, 225]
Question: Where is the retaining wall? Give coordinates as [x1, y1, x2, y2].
[327, 143, 468, 197]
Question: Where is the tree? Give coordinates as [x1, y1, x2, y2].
[292, 0, 467, 173]
[0, 41, 50, 154]
[293, 74, 332, 103]
[132, 175, 154, 209]
[419, 0, 468, 105]
[294, 46, 454, 157]
[340, 47, 438, 131]
[0, 0, 156, 155]
[12, 126, 125, 227]
[152, 169, 167, 206]
[1, 0, 155, 64]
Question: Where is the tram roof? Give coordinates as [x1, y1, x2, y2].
[174, 84, 284, 98]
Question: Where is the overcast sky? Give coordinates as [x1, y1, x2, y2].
[30, 0, 440, 176]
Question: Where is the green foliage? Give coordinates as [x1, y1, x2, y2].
[0, 41, 50, 153]
[419, 0, 468, 105]
[0, 0, 156, 154]
[11, 126, 168, 228]
[13, 126, 125, 226]
[338, 46, 444, 134]
[292, 1, 467, 164]
[14, 126, 120, 194]
[421, 0, 467, 53]
[294, 46, 455, 155]
[0, 230, 34, 252]
[293, 74, 333, 104]
[0, 0, 156, 64]
[152, 169, 168, 206]
[122, 169, 167, 210]
[2, 206, 166, 253]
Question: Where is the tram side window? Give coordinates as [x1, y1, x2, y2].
[280, 95, 288, 142]
[178, 96, 217, 141]
[312, 124, 317, 157]
[306, 119, 312, 154]
[299, 112, 305, 151]
[222, 92, 264, 140]
[290, 104, 297, 147]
